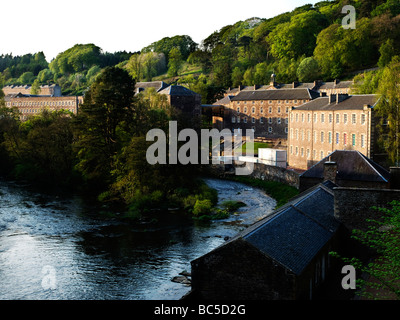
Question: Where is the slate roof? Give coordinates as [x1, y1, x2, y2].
[300, 150, 390, 183]
[159, 85, 200, 96]
[213, 95, 234, 106]
[294, 94, 378, 111]
[135, 81, 168, 92]
[318, 80, 353, 90]
[230, 88, 320, 101]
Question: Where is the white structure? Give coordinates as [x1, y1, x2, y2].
[258, 148, 287, 168]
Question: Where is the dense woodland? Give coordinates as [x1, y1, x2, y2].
[1, 0, 400, 102]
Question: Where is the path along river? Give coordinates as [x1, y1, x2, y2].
[0, 178, 276, 300]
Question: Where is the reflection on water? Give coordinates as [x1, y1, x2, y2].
[0, 178, 276, 300]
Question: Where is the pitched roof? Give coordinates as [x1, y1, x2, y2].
[213, 95, 233, 106]
[230, 88, 320, 101]
[318, 80, 353, 90]
[241, 181, 338, 275]
[158, 85, 200, 96]
[135, 81, 169, 92]
[294, 94, 378, 111]
[300, 150, 390, 183]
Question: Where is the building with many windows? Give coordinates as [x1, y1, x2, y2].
[4, 93, 83, 120]
[220, 88, 320, 140]
[287, 93, 378, 170]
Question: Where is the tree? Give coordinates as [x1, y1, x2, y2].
[332, 200, 400, 299]
[378, 39, 396, 68]
[73, 66, 139, 186]
[30, 79, 41, 95]
[375, 56, 400, 165]
[296, 57, 320, 82]
[167, 47, 183, 77]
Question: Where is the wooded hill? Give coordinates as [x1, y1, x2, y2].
[1, 0, 399, 102]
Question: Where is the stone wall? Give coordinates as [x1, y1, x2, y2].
[334, 187, 400, 232]
[245, 162, 300, 188]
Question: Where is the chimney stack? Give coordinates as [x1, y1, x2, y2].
[324, 161, 338, 183]
[328, 94, 336, 104]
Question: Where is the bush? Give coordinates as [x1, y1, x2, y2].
[193, 199, 213, 216]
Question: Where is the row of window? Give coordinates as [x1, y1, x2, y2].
[233, 99, 307, 105]
[20, 108, 76, 114]
[232, 116, 289, 125]
[290, 129, 366, 147]
[7, 100, 77, 107]
[235, 106, 290, 114]
[291, 112, 367, 125]
[233, 127, 289, 134]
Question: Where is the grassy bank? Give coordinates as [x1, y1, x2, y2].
[223, 175, 299, 208]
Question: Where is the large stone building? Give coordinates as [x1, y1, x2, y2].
[220, 88, 320, 140]
[4, 93, 83, 120]
[287, 94, 378, 170]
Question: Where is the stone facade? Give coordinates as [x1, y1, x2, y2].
[223, 88, 319, 140]
[4, 94, 83, 120]
[287, 94, 378, 170]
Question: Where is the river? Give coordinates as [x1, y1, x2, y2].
[0, 178, 276, 300]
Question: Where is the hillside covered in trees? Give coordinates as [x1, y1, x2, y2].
[1, 0, 400, 102]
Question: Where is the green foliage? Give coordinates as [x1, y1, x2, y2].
[297, 57, 320, 82]
[193, 199, 213, 216]
[167, 47, 183, 77]
[332, 200, 400, 299]
[220, 200, 246, 212]
[374, 57, 400, 164]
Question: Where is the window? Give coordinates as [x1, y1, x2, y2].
[296, 129, 299, 140]
[232, 116, 236, 123]
[314, 130, 317, 143]
[290, 128, 293, 139]
[328, 131, 332, 144]
[278, 107, 281, 113]
[321, 131, 324, 143]
[361, 114, 366, 124]
[343, 114, 348, 124]
[307, 130, 311, 141]
[260, 117, 264, 124]
[243, 117, 247, 123]
[237, 107, 240, 113]
[301, 129, 305, 141]
[301, 113, 304, 122]
[268, 127, 273, 133]
[244, 107, 247, 113]
[314, 113, 317, 123]
[268, 117, 272, 124]
[296, 114, 299, 122]
[313, 150, 316, 159]
[269, 107, 272, 113]
[301, 148, 304, 157]
[307, 149, 310, 159]
[290, 146, 293, 154]
[344, 133, 348, 145]
[308, 113, 311, 123]
[336, 133, 340, 145]
[321, 151, 324, 159]
[321, 114, 325, 123]
[352, 134, 356, 146]
[329, 114, 333, 123]
[252, 117, 255, 123]
[336, 114, 340, 124]
[237, 116, 240, 123]
[352, 114, 356, 124]
[252, 107, 256, 114]
[285, 127, 288, 133]
[361, 134, 365, 148]
[277, 118, 281, 124]
[286, 107, 289, 113]
[260, 107, 263, 114]
[295, 146, 298, 155]
[285, 118, 288, 124]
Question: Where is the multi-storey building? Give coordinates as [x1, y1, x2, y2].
[287, 93, 378, 170]
[222, 88, 320, 140]
[4, 93, 83, 120]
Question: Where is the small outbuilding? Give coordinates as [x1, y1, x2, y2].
[190, 181, 340, 300]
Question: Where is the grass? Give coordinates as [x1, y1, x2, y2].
[236, 142, 272, 155]
[225, 175, 299, 208]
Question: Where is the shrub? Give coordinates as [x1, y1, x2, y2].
[193, 199, 213, 216]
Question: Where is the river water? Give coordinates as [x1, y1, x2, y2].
[0, 178, 276, 300]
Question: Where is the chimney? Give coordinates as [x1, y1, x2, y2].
[328, 94, 336, 104]
[324, 161, 338, 183]
[334, 79, 338, 86]
[270, 73, 276, 87]
[292, 81, 299, 89]
[336, 93, 349, 104]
